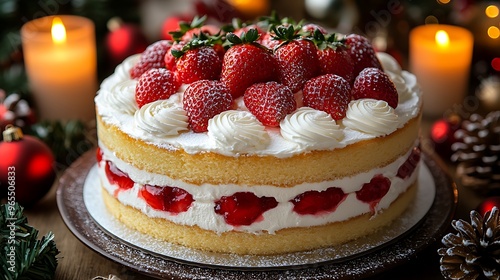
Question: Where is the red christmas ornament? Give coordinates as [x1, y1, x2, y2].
[430, 113, 462, 160]
[0, 125, 56, 207]
[105, 17, 149, 67]
[476, 197, 500, 217]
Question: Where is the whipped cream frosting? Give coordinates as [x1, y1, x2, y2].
[99, 80, 138, 115]
[99, 144, 420, 234]
[95, 52, 421, 157]
[135, 99, 189, 136]
[207, 110, 270, 154]
[280, 107, 344, 150]
[342, 99, 399, 137]
[376, 52, 402, 75]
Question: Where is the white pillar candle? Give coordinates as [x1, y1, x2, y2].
[409, 24, 474, 118]
[21, 15, 97, 122]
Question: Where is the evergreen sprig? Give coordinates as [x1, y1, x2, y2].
[0, 203, 59, 280]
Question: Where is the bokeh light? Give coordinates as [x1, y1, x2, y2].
[425, 15, 439, 24]
[492, 58, 500, 71]
[485, 5, 499, 18]
[488, 26, 500, 39]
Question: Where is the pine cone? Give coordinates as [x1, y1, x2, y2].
[451, 111, 500, 193]
[438, 207, 500, 280]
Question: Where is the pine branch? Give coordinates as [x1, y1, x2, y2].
[1, 203, 59, 280]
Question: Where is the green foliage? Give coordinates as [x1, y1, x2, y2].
[29, 120, 94, 168]
[0, 203, 59, 280]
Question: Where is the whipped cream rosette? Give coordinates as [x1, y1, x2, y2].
[343, 99, 399, 137]
[134, 99, 189, 136]
[208, 110, 270, 153]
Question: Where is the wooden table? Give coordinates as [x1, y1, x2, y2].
[24, 119, 481, 280]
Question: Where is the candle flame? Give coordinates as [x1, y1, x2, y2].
[435, 30, 449, 48]
[51, 17, 66, 44]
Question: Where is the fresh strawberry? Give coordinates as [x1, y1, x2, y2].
[291, 187, 346, 215]
[310, 31, 355, 83]
[397, 146, 421, 179]
[317, 46, 354, 82]
[301, 23, 328, 36]
[168, 15, 219, 42]
[233, 24, 264, 42]
[302, 74, 352, 120]
[135, 68, 180, 108]
[273, 25, 319, 93]
[356, 175, 391, 210]
[96, 147, 103, 166]
[214, 192, 278, 226]
[104, 161, 134, 196]
[244, 81, 296, 127]
[180, 25, 220, 42]
[164, 41, 185, 71]
[260, 31, 282, 50]
[130, 40, 173, 79]
[352, 67, 398, 108]
[183, 80, 232, 132]
[345, 34, 382, 78]
[221, 30, 277, 98]
[175, 46, 222, 84]
[212, 43, 226, 60]
[140, 184, 194, 214]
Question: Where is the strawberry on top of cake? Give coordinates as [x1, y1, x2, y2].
[97, 15, 418, 155]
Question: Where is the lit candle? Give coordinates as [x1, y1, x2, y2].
[409, 24, 474, 117]
[21, 15, 97, 122]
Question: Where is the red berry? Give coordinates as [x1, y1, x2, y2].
[302, 74, 352, 120]
[104, 161, 134, 196]
[244, 81, 296, 127]
[291, 187, 346, 215]
[165, 42, 185, 71]
[140, 184, 194, 214]
[213, 43, 226, 60]
[345, 34, 382, 77]
[180, 25, 220, 42]
[275, 39, 319, 93]
[317, 45, 354, 83]
[135, 68, 180, 108]
[260, 31, 282, 50]
[221, 43, 277, 98]
[301, 23, 328, 36]
[183, 80, 232, 132]
[214, 192, 278, 226]
[130, 40, 173, 79]
[96, 147, 103, 166]
[352, 67, 398, 108]
[175, 46, 222, 84]
[397, 146, 421, 179]
[233, 25, 264, 43]
[356, 175, 391, 206]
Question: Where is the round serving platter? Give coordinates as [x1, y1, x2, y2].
[57, 148, 457, 279]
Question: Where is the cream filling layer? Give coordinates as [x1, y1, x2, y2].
[98, 144, 420, 234]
